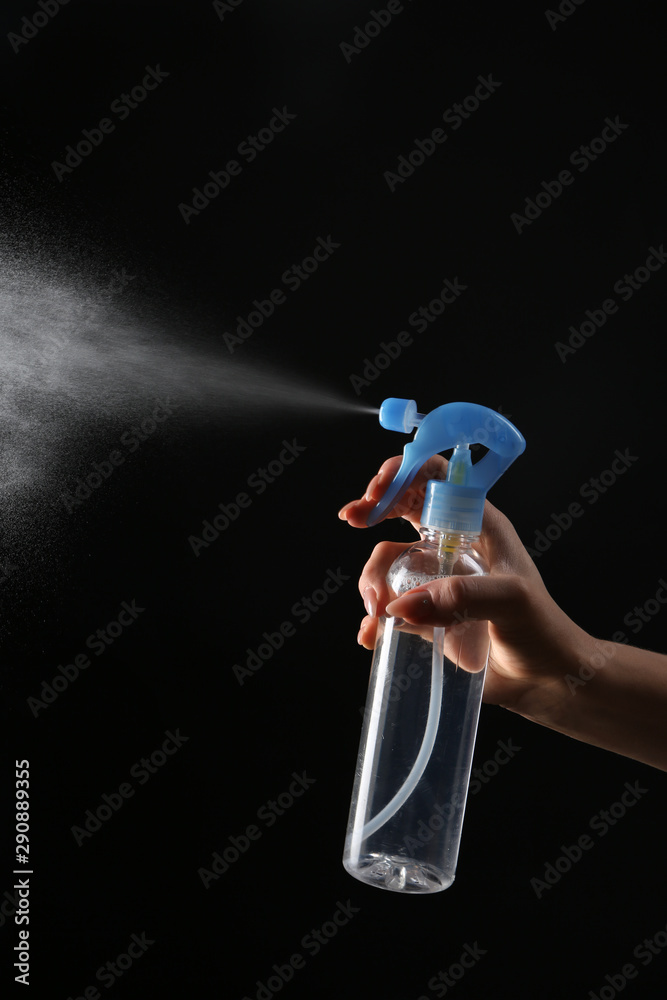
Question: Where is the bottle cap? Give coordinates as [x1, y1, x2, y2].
[367, 399, 526, 531]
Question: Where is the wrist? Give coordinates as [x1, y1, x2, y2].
[500, 626, 601, 730]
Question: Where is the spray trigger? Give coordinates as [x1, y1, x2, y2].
[367, 398, 525, 530]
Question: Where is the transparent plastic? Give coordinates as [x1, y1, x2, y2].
[343, 528, 490, 894]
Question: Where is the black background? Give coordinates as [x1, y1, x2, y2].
[2, 1, 667, 997]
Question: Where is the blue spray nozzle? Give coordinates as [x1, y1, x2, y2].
[367, 399, 526, 530]
[378, 398, 425, 434]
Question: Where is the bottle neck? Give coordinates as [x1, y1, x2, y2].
[419, 526, 480, 549]
[419, 525, 480, 576]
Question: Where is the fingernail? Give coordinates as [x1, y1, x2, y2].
[386, 589, 433, 620]
[338, 500, 358, 520]
[357, 615, 372, 644]
[365, 474, 380, 502]
[363, 586, 377, 618]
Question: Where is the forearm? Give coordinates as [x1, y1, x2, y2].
[511, 638, 667, 772]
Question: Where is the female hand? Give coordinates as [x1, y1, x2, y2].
[339, 454, 596, 718]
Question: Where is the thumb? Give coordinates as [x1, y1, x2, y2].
[385, 573, 531, 636]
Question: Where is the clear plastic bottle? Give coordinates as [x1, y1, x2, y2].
[342, 525, 490, 894]
[342, 398, 525, 895]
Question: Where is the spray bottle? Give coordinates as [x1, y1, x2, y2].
[343, 398, 525, 894]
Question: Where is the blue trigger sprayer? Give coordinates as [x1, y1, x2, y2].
[343, 399, 525, 894]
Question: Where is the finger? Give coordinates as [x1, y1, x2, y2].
[387, 576, 530, 673]
[375, 453, 448, 527]
[476, 500, 543, 578]
[358, 614, 431, 649]
[358, 540, 412, 617]
[385, 573, 533, 635]
[338, 456, 404, 528]
[357, 615, 377, 649]
[339, 453, 448, 528]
